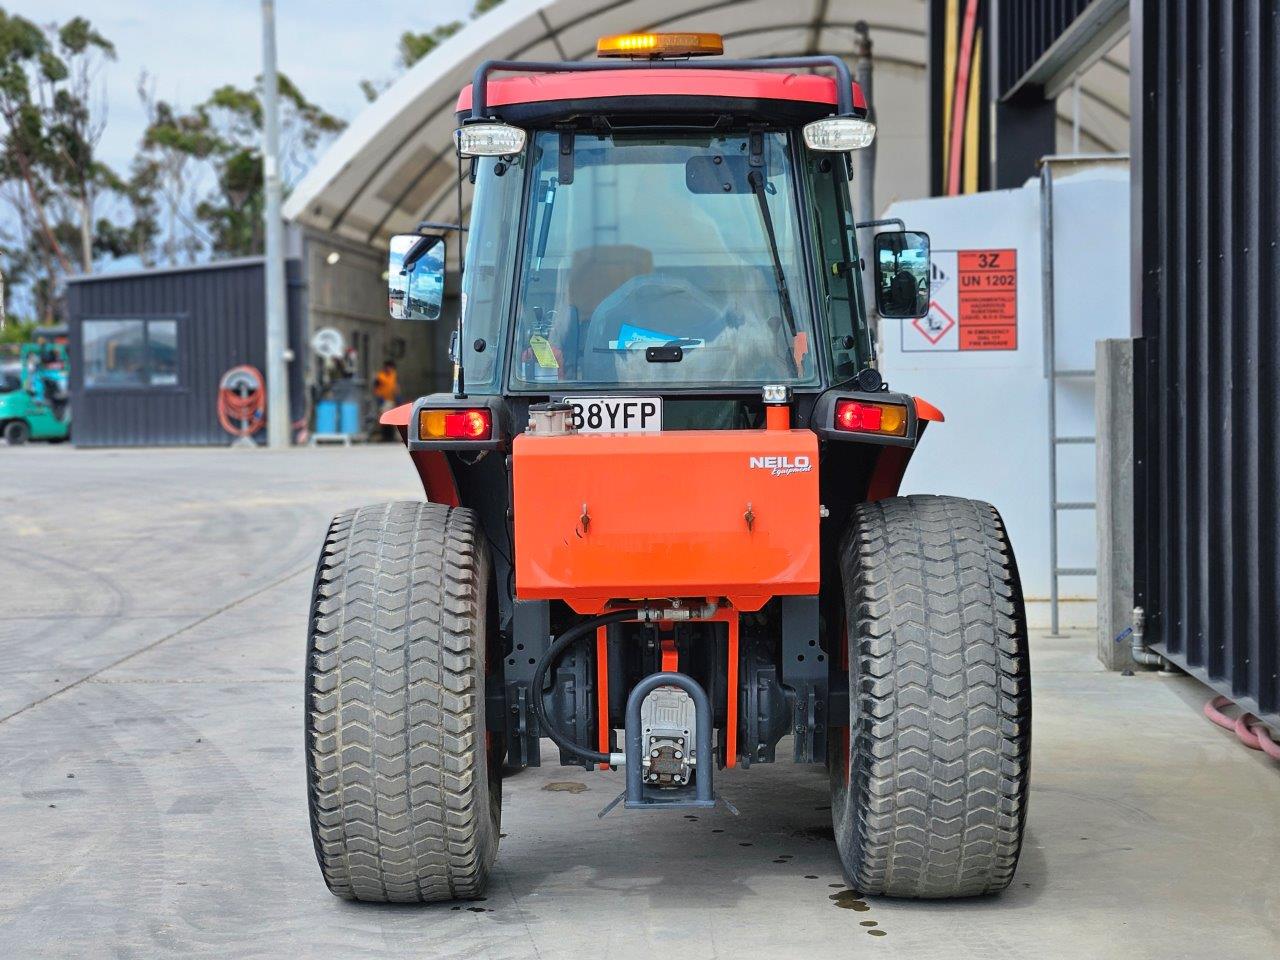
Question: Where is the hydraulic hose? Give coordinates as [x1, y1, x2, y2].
[530, 609, 640, 765]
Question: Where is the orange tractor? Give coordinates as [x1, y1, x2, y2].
[305, 32, 1029, 903]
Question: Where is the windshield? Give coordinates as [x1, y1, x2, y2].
[509, 131, 819, 391]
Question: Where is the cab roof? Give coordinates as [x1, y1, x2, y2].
[456, 68, 868, 120]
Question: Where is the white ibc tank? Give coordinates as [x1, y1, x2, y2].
[878, 164, 1130, 628]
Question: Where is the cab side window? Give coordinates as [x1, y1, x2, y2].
[805, 155, 871, 380]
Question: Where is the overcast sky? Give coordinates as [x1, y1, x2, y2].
[7, 0, 474, 173]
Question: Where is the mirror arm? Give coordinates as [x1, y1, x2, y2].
[854, 217, 905, 231]
[417, 220, 467, 234]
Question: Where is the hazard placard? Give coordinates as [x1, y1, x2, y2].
[901, 248, 1018, 352]
[957, 249, 1017, 350]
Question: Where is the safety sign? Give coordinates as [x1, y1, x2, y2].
[903, 248, 1018, 352]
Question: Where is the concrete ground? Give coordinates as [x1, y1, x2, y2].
[1, 446, 1277, 960]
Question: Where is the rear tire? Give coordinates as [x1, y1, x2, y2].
[305, 501, 501, 902]
[830, 495, 1030, 898]
[3, 420, 30, 445]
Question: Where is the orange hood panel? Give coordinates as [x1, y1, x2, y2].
[512, 429, 820, 612]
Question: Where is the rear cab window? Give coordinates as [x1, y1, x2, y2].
[507, 130, 821, 393]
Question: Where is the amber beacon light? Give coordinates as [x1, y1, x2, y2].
[596, 32, 725, 59]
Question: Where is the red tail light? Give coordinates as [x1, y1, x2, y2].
[834, 399, 908, 437]
[447, 410, 492, 439]
[420, 408, 493, 440]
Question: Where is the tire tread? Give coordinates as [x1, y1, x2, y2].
[836, 494, 1030, 898]
[305, 501, 497, 902]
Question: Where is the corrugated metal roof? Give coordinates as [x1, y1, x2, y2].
[66, 256, 267, 285]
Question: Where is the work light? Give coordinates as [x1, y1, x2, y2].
[455, 122, 527, 157]
[803, 116, 877, 151]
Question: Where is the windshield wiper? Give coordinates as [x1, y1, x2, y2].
[748, 168, 799, 341]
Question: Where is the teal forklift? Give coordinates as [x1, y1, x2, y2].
[0, 333, 71, 444]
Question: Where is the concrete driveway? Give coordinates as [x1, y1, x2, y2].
[1, 446, 1277, 959]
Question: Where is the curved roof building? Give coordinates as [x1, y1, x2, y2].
[285, 0, 1129, 247]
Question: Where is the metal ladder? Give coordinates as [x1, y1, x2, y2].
[1040, 157, 1099, 635]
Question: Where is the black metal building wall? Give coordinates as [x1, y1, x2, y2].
[995, 0, 1094, 92]
[932, 0, 1103, 193]
[66, 258, 304, 447]
[1132, 0, 1279, 728]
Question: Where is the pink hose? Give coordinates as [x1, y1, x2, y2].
[1257, 724, 1280, 761]
[1204, 695, 1280, 761]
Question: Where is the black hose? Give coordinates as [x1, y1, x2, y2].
[530, 609, 640, 765]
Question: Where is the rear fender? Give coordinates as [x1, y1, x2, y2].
[382, 401, 461, 507]
[864, 397, 944, 501]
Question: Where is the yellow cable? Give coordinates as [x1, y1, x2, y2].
[942, 0, 958, 190]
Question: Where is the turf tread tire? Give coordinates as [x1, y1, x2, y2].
[831, 494, 1030, 898]
[305, 501, 500, 902]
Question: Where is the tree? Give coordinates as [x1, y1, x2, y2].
[47, 16, 116, 272]
[0, 11, 346, 321]
[94, 158, 161, 266]
[360, 1, 504, 102]
[0, 11, 73, 321]
[137, 73, 345, 260]
[0, 10, 125, 322]
[133, 74, 216, 265]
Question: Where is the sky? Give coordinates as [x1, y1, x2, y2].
[7, 0, 474, 174]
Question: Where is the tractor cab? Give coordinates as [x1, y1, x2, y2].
[304, 34, 1029, 908]
[392, 34, 930, 423]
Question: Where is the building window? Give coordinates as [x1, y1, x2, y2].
[83, 319, 181, 389]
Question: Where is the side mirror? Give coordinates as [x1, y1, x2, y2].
[389, 233, 445, 321]
[873, 230, 931, 319]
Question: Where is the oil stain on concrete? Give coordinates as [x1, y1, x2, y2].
[542, 781, 588, 794]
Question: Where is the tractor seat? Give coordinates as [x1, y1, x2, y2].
[552, 244, 654, 380]
[568, 244, 654, 323]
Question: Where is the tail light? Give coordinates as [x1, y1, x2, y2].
[419, 408, 493, 441]
[834, 399, 907, 437]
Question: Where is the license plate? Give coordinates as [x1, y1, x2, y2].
[564, 396, 662, 434]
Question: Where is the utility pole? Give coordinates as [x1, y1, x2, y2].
[261, 0, 291, 448]
[852, 21, 880, 346]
